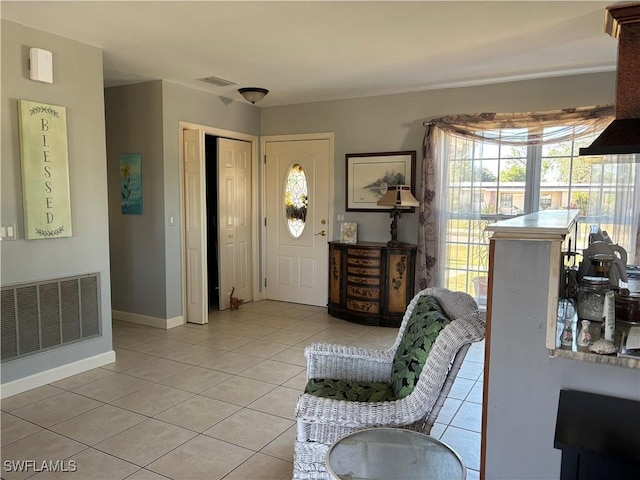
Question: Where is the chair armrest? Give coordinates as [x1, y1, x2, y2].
[305, 343, 394, 382]
[295, 393, 422, 429]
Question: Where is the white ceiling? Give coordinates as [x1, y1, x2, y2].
[1, 1, 620, 107]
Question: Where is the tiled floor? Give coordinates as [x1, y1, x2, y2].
[1, 300, 484, 480]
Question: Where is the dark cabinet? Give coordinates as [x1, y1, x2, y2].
[328, 241, 416, 327]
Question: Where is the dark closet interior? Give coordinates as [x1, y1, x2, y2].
[204, 135, 219, 310]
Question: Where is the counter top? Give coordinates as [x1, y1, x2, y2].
[486, 209, 580, 240]
[549, 348, 640, 369]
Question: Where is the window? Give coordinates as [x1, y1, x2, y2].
[444, 126, 639, 301]
[284, 163, 308, 238]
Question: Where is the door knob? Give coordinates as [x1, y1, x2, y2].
[314, 230, 327, 237]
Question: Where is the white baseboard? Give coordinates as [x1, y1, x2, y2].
[0, 350, 116, 399]
[112, 310, 184, 329]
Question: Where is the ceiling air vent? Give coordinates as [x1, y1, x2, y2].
[198, 75, 238, 87]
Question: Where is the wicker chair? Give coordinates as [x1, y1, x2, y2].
[293, 287, 485, 480]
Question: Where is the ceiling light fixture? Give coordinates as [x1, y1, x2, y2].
[238, 87, 269, 104]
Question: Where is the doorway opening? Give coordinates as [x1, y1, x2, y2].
[180, 123, 260, 324]
[204, 134, 219, 310]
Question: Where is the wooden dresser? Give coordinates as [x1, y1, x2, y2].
[328, 241, 417, 327]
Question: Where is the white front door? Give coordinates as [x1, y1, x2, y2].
[265, 135, 333, 306]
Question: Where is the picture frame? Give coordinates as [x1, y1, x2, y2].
[340, 222, 358, 244]
[345, 151, 416, 211]
[120, 153, 143, 215]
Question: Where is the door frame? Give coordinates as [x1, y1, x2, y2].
[179, 121, 261, 321]
[260, 132, 335, 302]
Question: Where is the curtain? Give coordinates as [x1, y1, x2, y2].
[415, 104, 640, 289]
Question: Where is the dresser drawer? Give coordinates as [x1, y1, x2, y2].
[347, 248, 381, 258]
[346, 299, 380, 314]
[347, 275, 380, 286]
[347, 257, 381, 267]
[347, 285, 380, 299]
[347, 266, 380, 276]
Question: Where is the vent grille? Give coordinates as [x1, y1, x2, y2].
[198, 75, 237, 87]
[1, 273, 101, 362]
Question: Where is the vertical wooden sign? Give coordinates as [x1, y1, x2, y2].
[18, 100, 72, 239]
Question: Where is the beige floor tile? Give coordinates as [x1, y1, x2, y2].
[1, 385, 64, 412]
[223, 452, 293, 479]
[147, 435, 252, 480]
[123, 469, 168, 480]
[282, 371, 307, 390]
[161, 345, 225, 365]
[94, 419, 196, 467]
[248, 386, 301, 420]
[3, 301, 484, 480]
[29, 447, 138, 480]
[260, 329, 314, 346]
[249, 316, 301, 329]
[161, 327, 215, 344]
[204, 409, 293, 451]
[232, 339, 289, 358]
[199, 351, 263, 374]
[0, 430, 85, 480]
[269, 346, 307, 366]
[200, 377, 276, 406]
[120, 358, 191, 382]
[49, 404, 146, 445]
[72, 373, 151, 402]
[49, 368, 114, 390]
[229, 324, 279, 339]
[196, 334, 253, 350]
[112, 332, 155, 349]
[154, 395, 240, 432]
[197, 320, 242, 334]
[239, 359, 304, 385]
[110, 384, 193, 416]
[10, 391, 102, 428]
[260, 425, 297, 462]
[101, 349, 154, 372]
[128, 338, 190, 357]
[1, 412, 43, 446]
[159, 366, 231, 393]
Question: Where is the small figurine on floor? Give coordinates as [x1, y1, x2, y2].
[229, 286, 244, 310]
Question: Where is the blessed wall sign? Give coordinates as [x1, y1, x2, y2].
[18, 100, 72, 239]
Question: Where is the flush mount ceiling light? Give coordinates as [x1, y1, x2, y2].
[238, 87, 269, 104]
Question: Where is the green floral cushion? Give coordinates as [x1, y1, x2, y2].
[305, 378, 396, 402]
[389, 296, 451, 399]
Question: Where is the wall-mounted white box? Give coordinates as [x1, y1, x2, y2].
[29, 47, 53, 84]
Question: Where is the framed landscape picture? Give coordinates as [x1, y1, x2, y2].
[345, 151, 416, 211]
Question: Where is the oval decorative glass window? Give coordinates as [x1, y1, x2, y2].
[284, 163, 308, 238]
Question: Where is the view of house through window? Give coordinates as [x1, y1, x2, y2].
[444, 127, 639, 303]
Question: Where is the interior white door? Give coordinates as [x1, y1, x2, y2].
[183, 129, 207, 324]
[217, 138, 252, 309]
[265, 138, 332, 306]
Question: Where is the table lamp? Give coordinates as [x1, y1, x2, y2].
[376, 185, 420, 246]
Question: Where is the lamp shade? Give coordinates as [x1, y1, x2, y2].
[376, 185, 419, 207]
[238, 87, 269, 104]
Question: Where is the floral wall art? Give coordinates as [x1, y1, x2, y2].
[119, 154, 142, 215]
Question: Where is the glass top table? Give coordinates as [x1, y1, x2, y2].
[326, 427, 466, 480]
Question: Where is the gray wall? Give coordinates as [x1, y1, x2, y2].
[487, 238, 640, 479]
[261, 72, 616, 244]
[161, 82, 261, 319]
[105, 82, 166, 318]
[1, 20, 112, 383]
[105, 81, 260, 320]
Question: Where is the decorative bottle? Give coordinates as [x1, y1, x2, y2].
[577, 319, 592, 351]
